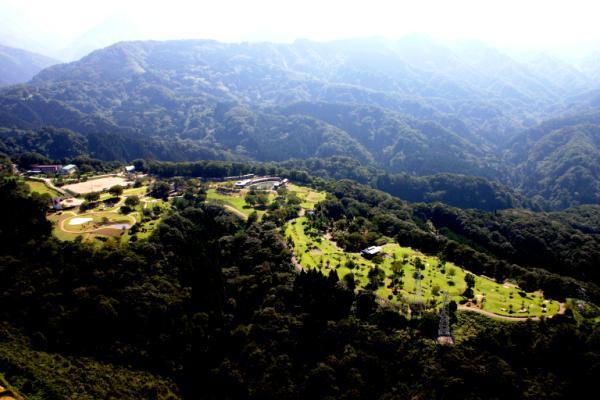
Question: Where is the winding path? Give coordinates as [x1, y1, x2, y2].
[58, 212, 136, 234]
[458, 302, 566, 321]
[223, 204, 248, 220]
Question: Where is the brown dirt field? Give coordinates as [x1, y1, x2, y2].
[62, 176, 131, 195]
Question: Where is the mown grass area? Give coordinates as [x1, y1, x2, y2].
[62, 212, 135, 231]
[48, 211, 136, 242]
[24, 179, 62, 198]
[285, 217, 560, 318]
[206, 189, 258, 218]
[286, 183, 327, 209]
[206, 184, 327, 219]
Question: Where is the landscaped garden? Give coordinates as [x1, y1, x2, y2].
[47, 179, 170, 243]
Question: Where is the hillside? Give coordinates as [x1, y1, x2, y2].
[0, 44, 59, 86]
[0, 166, 598, 399]
[507, 111, 600, 208]
[0, 38, 599, 208]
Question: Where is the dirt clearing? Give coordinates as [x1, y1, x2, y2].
[63, 176, 131, 195]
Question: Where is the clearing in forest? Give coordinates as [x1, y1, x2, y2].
[285, 216, 561, 318]
[205, 182, 326, 219]
[47, 184, 167, 242]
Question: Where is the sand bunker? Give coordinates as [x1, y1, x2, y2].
[69, 217, 93, 225]
[106, 223, 131, 229]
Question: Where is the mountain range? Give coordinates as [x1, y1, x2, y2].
[0, 37, 599, 209]
[0, 44, 58, 86]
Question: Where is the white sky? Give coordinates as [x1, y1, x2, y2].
[1, 0, 600, 58]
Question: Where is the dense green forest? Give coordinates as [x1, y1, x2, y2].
[0, 38, 599, 208]
[0, 161, 599, 398]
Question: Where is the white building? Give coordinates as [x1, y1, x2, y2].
[361, 245, 382, 258]
[59, 164, 77, 175]
[234, 179, 252, 188]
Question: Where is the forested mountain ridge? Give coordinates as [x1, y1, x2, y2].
[507, 111, 600, 208]
[0, 44, 59, 86]
[0, 38, 599, 208]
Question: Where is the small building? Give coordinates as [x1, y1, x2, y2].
[59, 164, 77, 175]
[234, 179, 252, 188]
[273, 178, 289, 190]
[361, 245, 382, 258]
[52, 197, 62, 210]
[59, 197, 84, 209]
[31, 164, 62, 174]
[124, 165, 135, 173]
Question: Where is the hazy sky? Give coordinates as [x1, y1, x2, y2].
[2, 0, 600, 59]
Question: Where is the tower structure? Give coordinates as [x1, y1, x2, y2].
[437, 291, 454, 345]
[411, 269, 424, 316]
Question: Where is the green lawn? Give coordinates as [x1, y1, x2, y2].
[62, 211, 135, 232]
[206, 189, 256, 217]
[49, 211, 136, 242]
[287, 183, 327, 209]
[25, 179, 62, 198]
[206, 184, 327, 219]
[285, 217, 560, 318]
[48, 197, 168, 243]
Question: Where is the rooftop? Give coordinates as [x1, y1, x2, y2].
[361, 245, 382, 255]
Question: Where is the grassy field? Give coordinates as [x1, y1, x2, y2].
[49, 211, 136, 241]
[285, 217, 560, 318]
[287, 183, 327, 209]
[25, 179, 62, 198]
[206, 189, 258, 218]
[206, 183, 327, 219]
[48, 183, 169, 243]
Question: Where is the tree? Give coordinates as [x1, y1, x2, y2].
[255, 191, 269, 207]
[414, 257, 426, 270]
[287, 192, 301, 206]
[343, 273, 356, 291]
[125, 195, 140, 207]
[85, 191, 100, 202]
[247, 211, 258, 227]
[132, 159, 148, 172]
[464, 273, 476, 298]
[244, 191, 257, 207]
[150, 181, 171, 199]
[109, 185, 123, 197]
[0, 155, 13, 176]
[245, 190, 269, 208]
[391, 260, 405, 276]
